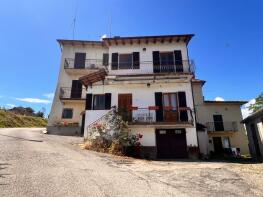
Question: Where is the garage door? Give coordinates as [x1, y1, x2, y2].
[156, 129, 188, 159]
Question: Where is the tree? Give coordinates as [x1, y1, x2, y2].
[249, 93, 263, 112]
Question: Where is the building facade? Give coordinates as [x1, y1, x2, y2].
[48, 34, 249, 158]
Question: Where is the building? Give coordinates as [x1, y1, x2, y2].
[48, 34, 249, 159]
[241, 107, 263, 160]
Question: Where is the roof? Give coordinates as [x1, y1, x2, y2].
[57, 39, 105, 46]
[103, 34, 194, 46]
[57, 34, 194, 46]
[191, 79, 206, 86]
[241, 107, 263, 123]
[204, 100, 247, 105]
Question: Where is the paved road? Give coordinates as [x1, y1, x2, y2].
[0, 128, 262, 197]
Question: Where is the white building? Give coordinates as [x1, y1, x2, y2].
[48, 34, 249, 159]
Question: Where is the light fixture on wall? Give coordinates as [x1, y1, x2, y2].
[143, 47, 146, 51]
[147, 83, 150, 88]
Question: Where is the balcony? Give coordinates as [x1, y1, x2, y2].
[64, 58, 106, 74]
[118, 107, 194, 127]
[59, 87, 86, 100]
[206, 121, 238, 134]
[108, 60, 195, 77]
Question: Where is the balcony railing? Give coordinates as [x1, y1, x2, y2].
[59, 87, 86, 100]
[206, 121, 238, 132]
[110, 60, 195, 74]
[64, 58, 106, 69]
[118, 107, 194, 125]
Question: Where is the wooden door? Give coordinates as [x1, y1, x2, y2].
[163, 93, 178, 122]
[118, 94, 132, 121]
[156, 129, 187, 159]
[213, 137, 223, 154]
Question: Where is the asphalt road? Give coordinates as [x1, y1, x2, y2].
[0, 128, 262, 197]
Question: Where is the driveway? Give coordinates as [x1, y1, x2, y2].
[0, 128, 262, 197]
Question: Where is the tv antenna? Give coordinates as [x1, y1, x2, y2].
[72, 0, 78, 39]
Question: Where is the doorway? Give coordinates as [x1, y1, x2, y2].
[118, 94, 132, 121]
[213, 137, 223, 154]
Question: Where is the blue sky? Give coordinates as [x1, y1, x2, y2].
[0, 0, 262, 116]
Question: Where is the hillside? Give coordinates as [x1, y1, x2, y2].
[0, 109, 47, 128]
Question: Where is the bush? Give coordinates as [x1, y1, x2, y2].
[84, 108, 143, 157]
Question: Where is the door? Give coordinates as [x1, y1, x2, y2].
[118, 94, 132, 121]
[213, 115, 224, 131]
[163, 93, 178, 122]
[74, 53, 86, 69]
[156, 129, 188, 159]
[80, 113, 85, 136]
[213, 137, 223, 154]
[71, 80, 82, 99]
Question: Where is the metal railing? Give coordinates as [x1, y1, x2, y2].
[64, 58, 195, 74]
[64, 58, 106, 69]
[118, 107, 193, 124]
[59, 87, 86, 99]
[206, 121, 238, 132]
[110, 60, 195, 74]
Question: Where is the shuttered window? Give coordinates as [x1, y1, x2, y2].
[92, 93, 111, 110]
[85, 94, 92, 110]
[71, 80, 82, 99]
[133, 52, 140, 69]
[178, 92, 188, 121]
[155, 92, 163, 121]
[153, 51, 160, 73]
[74, 53, 86, 69]
[174, 50, 183, 72]
[111, 53, 118, 70]
[103, 53, 109, 66]
[62, 108, 73, 119]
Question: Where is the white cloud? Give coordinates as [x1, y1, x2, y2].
[43, 93, 54, 99]
[241, 99, 256, 118]
[16, 98, 51, 104]
[6, 104, 16, 108]
[214, 97, 225, 101]
[100, 34, 107, 41]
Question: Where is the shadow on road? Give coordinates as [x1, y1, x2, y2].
[0, 133, 43, 142]
[0, 163, 11, 185]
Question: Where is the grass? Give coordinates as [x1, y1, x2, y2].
[0, 109, 47, 128]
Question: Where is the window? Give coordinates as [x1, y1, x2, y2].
[74, 53, 86, 69]
[119, 54, 133, 69]
[62, 108, 73, 119]
[93, 95, 106, 110]
[160, 52, 174, 66]
[103, 53, 109, 66]
[163, 93, 177, 111]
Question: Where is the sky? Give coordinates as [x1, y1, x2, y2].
[0, 0, 262, 117]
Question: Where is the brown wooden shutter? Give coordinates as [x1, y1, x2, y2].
[174, 50, 183, 72]
[85, 94, 92, 110]
[132, 52, 140, 69]
[111, 53, 118, 70]
[103, 53, 109, 66]
[105, 93, 111, 110]
[74, 53, 86, 69]
[178, 92, 188, 121]
[155, 92, 163, 122]
[153, 51, 160, 73]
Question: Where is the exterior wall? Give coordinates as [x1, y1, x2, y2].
[48, 44, 108, 129]
[192, 83, 249, 155]
[108, 41, 188, 75]
[245, 116, 263, 158]
[84, 81, 198, 148]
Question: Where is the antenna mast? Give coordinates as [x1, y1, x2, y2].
[72, 0, 78, 39]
